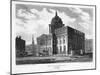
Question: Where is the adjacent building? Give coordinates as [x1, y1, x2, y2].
[67, 26, 85, 55]
[37, 34, 52, 56]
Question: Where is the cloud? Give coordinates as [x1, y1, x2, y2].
[68, 7, 93, 39]
[17, 9, 37, 20]
[16, 6, 93, 44]
[16, 7, 76, 44]
[15, 19, 27, 32]
[69, 7, 91, 22]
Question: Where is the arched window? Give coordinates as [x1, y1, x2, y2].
[63, 37, 65, 44]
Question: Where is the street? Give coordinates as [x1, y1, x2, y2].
[16, 55, 92, 65]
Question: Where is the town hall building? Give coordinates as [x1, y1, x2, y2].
[37, 11, 85, 56]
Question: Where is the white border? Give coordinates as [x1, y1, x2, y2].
[11, 1, 96, 74]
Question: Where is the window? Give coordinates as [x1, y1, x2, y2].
[60, 46, 62, 53]
[60, 39, 62, 44]
[57, 38, 59, 44]
[64, 45, 66, 53]
[63, 38, 65, 44]
[57, 46, 59, 53]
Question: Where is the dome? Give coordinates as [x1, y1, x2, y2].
[51, 11, 63, 25]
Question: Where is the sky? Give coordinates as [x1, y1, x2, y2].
[15, 3, 94, 45]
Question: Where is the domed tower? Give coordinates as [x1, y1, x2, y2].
[49, 11, 64, 54]
[49, 11, 64, 33]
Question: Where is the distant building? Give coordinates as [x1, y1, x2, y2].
[25, 35, 38, 56]
[25, 44, 33, 56]
[15, 36, 26, 57]
[85, 39, 93, 54]
[37, 11, 85, 56]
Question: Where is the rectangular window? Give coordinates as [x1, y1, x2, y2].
[60, 46, 62, 53]
[63, 38, 65, 44]
[57, 38, 59, 44]
[64, 45, 66, 53]
[60, 40, 61, 44]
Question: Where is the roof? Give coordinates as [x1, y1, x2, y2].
[54, 26, 68, 35]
